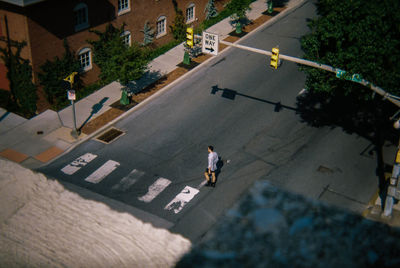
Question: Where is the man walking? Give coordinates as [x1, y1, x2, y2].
[204, 145, 218, 187]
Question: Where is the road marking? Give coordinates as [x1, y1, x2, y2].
[61, 153, 97, 175]
[138, 177, 171, 203]
[111, 169, 145, 192]
[164, 186, 199, 214]
[84, 160, 120, 184]
[197, 180, 207, 189]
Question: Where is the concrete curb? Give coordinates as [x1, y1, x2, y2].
[41, 0, 308, 168]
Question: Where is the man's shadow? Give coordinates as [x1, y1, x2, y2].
[78, 97, 109, 131]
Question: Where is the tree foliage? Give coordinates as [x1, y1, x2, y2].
[0, 40, 37, 117]
[300, 0, 400, 99]
[225, 0, 252, 24]
[38, 39, 81, 110]
[141, 21, 155, 46]
[205, 0, 218, 20]
[170, 0, 187, 41]
[88, 24, 148, 86]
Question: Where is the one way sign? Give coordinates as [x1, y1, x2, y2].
[202, 31, 219, 56]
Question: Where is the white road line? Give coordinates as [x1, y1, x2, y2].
[138, 177, 171, 203]
[84, 160, 120, 184]
[164, 186, 199, 214]
[61, 153, 97, 175]
[111, 169, 144, 192]
[197, 180, 207, 189]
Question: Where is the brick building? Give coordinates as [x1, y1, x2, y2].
[0, 0, 228, 107]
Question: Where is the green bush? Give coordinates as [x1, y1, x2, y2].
[0, 40, 37, 118]
[38, 39, 81, 111]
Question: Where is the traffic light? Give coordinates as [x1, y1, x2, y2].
[186, 27, 194, 48]
[270, 47, 279, 69]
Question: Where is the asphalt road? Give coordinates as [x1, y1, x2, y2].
[38, 0, 378, 242]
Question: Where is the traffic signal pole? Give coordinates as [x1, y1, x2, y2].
[219, 39, 400, 108]
[217, 38, 400, 216]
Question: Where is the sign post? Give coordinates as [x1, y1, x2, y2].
[202, 31, 219, 56]
[64, 72, 79, 138]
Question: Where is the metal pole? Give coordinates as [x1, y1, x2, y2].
[70, 100, 79, 138]
[219, 40, 400, 108]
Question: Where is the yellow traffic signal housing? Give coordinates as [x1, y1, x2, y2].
[270, 47, 279, 69]
[186, 27, 194, 48]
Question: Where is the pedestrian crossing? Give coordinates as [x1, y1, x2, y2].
[61, 153, 205, 214]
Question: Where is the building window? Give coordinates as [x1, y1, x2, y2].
[118, 0, 130, 15]
[121, 31, 131, 47]
[74, 3, 89, 32]
[78, 48, 92, 72]
[156, 16, 166, 38]
[186, 3, 195, 23]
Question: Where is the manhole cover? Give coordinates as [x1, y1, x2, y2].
[95, 127, 125, 144]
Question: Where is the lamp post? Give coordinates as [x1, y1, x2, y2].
[64, 72, 79, 138]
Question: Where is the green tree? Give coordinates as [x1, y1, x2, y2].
[205, 0, 218, 20]
[298, 0, 400, 189]
[38, 39, 81, 109]
[88, 24, 148, 86]
[225, 0, 252, 26]
[141, 21, 155, 46]
[300, 0, 400, 99]
[170, 0, 186, 41]
[0, 40, 37, 117]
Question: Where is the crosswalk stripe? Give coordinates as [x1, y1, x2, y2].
[138, 177, 171, 203]
[164, 186, 199, 214]
[61, 153, 97, 175]
[84, 160, 120, 184]
[111, 169, 144, 192]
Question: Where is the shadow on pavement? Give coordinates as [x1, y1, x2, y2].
[210, 85, 297, 112]
[78, 97, 109, 131]
[296, 89, 399, 200]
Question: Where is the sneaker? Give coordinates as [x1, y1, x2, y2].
[211, 182, 216, 187]
[205, 181, 211, 186]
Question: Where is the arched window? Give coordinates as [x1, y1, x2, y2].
[78, 47, 92, 72]
[121, 30, 131, 47]
[186, 3, 195, 23]
[156, 16, 167, 38]
[118, 0, 130, 15]
[74, 3, 89, 32]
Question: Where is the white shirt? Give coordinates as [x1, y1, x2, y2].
[208, 152, 218, 171]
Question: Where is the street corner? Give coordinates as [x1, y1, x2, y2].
[44, 126, 88, 144]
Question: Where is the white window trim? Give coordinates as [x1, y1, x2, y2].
[156, 16, 167, 38]
[121, 30, 131, 47]
[78, 47, 92, 72]
[74, 3, 89, 32]
[118, 0, 131, 16]
[186, 3, 195, 24]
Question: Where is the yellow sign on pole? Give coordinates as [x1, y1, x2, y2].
[64, 72, 78, 86]
[395, 149, 400, 163]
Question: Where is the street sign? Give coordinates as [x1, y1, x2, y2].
[202, 31, 219, 56]
[67, 90, 76, 101]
